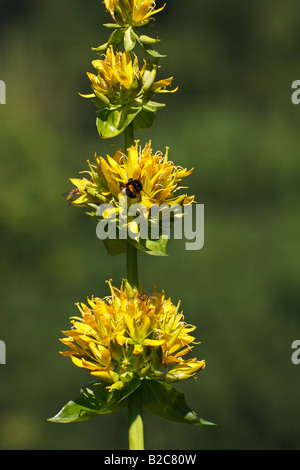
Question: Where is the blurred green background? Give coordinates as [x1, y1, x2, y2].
[1, 0, 300, 450]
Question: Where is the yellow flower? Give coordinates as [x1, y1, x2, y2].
[81, 46, 176, 107]
[69, 140, 194, 216]
[60, 281, 205, 387]
[104, 0, 166, 27]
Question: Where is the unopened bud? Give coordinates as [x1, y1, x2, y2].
[140, 364, 151, 376]
[93, 90, 111, 106]
[85, 187, 107, 203]
[142, 64, 158, 92]
[108, 380, 124, 392]
[165, 359, 206, 383]
[91, 42, 108, 52]
[125, 279, 135, 301]
[139, 35, 160, 45]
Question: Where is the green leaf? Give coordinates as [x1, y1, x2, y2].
[102, 235, 168, 257]
[101, 235, 168, 257]
[103, 23, 123, 29]
[48, 381, 124, 423]
[92, 29, 125, 54]
[133, 106, 157, 130]
[120, 376, 143, 403]
[134, 31, 166, 57]
[142, 236, 168, 256]
[144, 100, 166, 111]
[129, 234, 168, 257]
[124, 27, 136, 52]
[143, 45, 167, 58]
[133, 99, 167, 130]
[48, 377, 142, 424]
[97, 105, 142, 139]
[103, 237, 127, 256]
[142, 379, 215, 426]
[107, 27, 125, 50]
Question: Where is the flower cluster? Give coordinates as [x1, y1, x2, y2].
[60, 280, 205, 390]
[70, 140, 194, 215]
[104, 0, 166, 27]
[81, 46, 175, 106]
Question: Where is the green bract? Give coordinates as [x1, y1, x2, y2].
[93, 24, 165, 57]
[49, 378, 214, 426]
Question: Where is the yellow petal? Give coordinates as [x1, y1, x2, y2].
[133, 344, 144, 355]
[91, 370, 117, 383]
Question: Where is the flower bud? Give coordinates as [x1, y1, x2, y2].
[91, 369, 119, 383]
[139, 35, 160, 45]
[125, 280, 135, 301]
[91, 42, 108, 52]
[93, 90, 111, 106]
[140, 364, 151, 377]
[142, 64, 158, 92]
[108, 380, 124, 392]
[165, 359, 206, 383]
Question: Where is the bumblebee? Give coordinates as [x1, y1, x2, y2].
[64, 187, 80, 205]
[122, 178, 143, 198]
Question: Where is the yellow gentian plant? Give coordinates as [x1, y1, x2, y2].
[49, 0, 214, 450]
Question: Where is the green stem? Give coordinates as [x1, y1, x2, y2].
[124, 122, 139, 290]
[124, 123, 139, 290]
[124, 120, 134, 153]
[124, 122, 144, 450]
[126, 241, 139, 291]
[128, 385, 144, 450]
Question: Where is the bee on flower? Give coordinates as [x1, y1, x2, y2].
[67, 141, 195, 254]
[68, 140, 194, 214]
[60, 280, 205, 390]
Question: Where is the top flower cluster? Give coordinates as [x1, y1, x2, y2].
[80, 0, 174, 139]
[104, 0, 166, 27]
